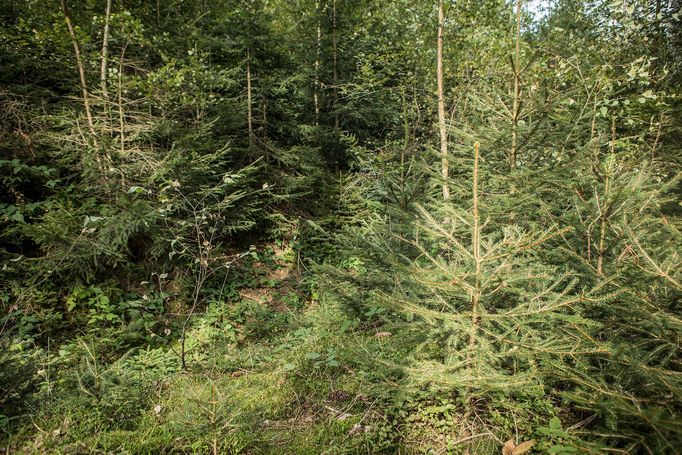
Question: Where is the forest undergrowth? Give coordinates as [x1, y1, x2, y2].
[1, 0, 681, 453]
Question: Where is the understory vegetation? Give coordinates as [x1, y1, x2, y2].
[1, 0, 681, 453]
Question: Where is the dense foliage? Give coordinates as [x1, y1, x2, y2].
[1, 0, 680, 453]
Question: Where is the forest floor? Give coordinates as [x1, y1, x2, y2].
[4, 240, 506, 454]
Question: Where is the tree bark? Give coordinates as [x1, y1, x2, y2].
[61, 0, 97, 147]
[246, 47, 253, 141]
[597, 118, 615, 275]
[100, 0, 112, 103]
[117, 41, 128, 154]
[314, 0, 322, 126]
[332, 0, 339, 129]
[468, 141, 481, 365]
[510, 0, 522, 170]
[437, 0, 449, 199]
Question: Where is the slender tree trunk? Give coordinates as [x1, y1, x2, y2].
[596, 179, 609, 275]
[590, 98, 597, 141]
[261, 99, 269, 163]
[332, 0, 339, 129]
[262, 99, 267, 140]
[118, 41, 128, 155]
[246, 47, 253, 141]
[100, 0, 112, 103]
[510, 0, 522, 170]
[61, 0, 98, 147]
[469, 141, 481, 356]
[314, 0, 322, 126]
[650, 113, 664, 159]
[437, 0, 449, 200]
[586, 99, 598, 260]
[400, 87, 409, 204]
[597, 118, 615, 275]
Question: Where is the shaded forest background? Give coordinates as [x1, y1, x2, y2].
[1, 0, 681, 453]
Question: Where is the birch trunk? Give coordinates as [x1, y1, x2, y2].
[100, 0, 112, 103]
[468, 142, 481, 359]
[61, 0, 98, 147]
[314, 0, 322, 126]
[332, 0, 339, 129]
[246, 47, 253, 141]
[437, 0, 449, 200]
[510, 0, 522, 170]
